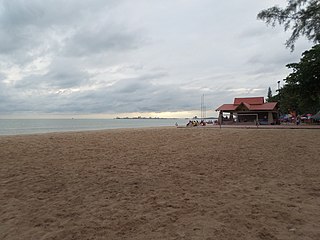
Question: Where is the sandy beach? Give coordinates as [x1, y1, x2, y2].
[1, 127, 320, 240]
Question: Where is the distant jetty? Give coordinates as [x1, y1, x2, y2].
[114, 116, 178, 120]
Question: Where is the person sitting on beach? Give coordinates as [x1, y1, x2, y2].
[200, 120, 206, 126]
[186, 121, 193, 127]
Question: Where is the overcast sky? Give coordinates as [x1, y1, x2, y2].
[0, 0, 313, 118]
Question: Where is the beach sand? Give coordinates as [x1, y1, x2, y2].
[1, 127, 320, 239]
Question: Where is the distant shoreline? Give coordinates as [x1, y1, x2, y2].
[0, 118, 187, 136]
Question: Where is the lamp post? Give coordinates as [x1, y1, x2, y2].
[277, 80, 281, 125]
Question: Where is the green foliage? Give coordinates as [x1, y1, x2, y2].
[266, 87, 274, 102]
[277, 84, 300, 113]
[277, 44, 320, 114]
[257, 0, 320, 50]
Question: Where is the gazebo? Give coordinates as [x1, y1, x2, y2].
[215, 97, 279, 125]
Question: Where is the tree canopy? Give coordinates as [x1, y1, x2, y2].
[266, 87, 273, 102]
[276, 44, 320, 114]
[257, 0, 320, 50]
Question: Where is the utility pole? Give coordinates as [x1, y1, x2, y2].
[277, 80, 281, 123]
[201, 94, 206, 120]
[201, 94, 203, 120]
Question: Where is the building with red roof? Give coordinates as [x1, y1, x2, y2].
[215, 97, 279, 125]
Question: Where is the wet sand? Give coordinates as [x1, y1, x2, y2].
[1, 127, 320, 239]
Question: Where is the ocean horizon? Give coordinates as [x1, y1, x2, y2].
[0, 118, 190, 136]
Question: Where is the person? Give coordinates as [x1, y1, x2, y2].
[175, 122, 178, 127]
[296, 115, 301, 125]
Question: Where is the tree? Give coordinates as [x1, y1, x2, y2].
[277, 44, 320, 114]
[257, 0, 320, 50]
[277, 84, 300, 114]
[266, 87, 273, 102]
[285, 44, 320, 112]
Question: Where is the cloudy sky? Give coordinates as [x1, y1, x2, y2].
[0, 0, 313, 118]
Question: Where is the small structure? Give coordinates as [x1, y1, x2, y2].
[311, 111, 320, 122]
[215, 97, 279, 125]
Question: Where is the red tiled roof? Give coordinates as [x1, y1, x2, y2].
[249, 102, 278, 110]
[234, 97, 264, 105]
[215, 97, 278, 111]
[215, 104, 237, 111]
[236, 102, 251, 110]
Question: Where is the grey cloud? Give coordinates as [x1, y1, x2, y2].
[0, 25, 45, 60]
[14, 60, 90, 89]
[109, 73, 167, 94]
[64, 25, 142, 57]
[246, 48, 303, 77]
[0, 65, 282, 115]
[0, 72, 271, 115]
[27, 74, 195, 114]
[0, 0, 137, 64]
[0, 0, 313, 117]
[0, 0, 118, 28]
[111, 80, 146, 94]
[0, 75, 11, 110]
[0, 72, 6, 81]
[238, 25, 278, 40]
[43, 60, 91, 88]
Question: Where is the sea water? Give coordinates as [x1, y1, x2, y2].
[0, 118, 188, 135]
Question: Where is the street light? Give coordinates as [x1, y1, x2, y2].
[277, 80, 281, 125]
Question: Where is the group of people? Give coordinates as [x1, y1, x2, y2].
[186, 120, 207, 127]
